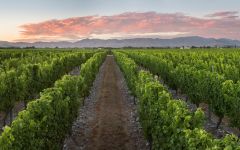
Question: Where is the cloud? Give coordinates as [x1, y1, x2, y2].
[206, 11, 239, 19]
[19, 11, 240, 41]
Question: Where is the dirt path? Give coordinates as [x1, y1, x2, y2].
[64, 55, 148, 150]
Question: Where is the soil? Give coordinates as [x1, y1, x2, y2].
[0, 101, 25, 132]
[68, 66, 80, 76]
[63, 55, 148, 150]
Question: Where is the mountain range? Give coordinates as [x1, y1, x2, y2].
[1, 36, 240, 48]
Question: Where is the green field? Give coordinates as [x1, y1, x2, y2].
[0, 48, 240, 149]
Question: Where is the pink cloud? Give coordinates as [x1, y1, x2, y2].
[19, 11, 240, 41]
[206, 11, 239, 19]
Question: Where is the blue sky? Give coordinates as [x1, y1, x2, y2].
[1, 0, 239, 18]
[0, 0, 239, 41]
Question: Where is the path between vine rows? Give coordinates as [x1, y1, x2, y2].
[63, 55, 148, 150]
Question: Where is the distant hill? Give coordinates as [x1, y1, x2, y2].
[1, 36, 240, 48]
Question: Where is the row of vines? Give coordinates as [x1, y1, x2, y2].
[0, 50, 95, 126]
[0, 51, 107, 149]
[114, 51, 240, 149]
[124, 50, 240, 130]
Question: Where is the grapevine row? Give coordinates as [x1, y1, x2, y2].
[124, 50, 240, 130]
[0, 51, 95, 126]
[113, 51, 240, 149]
[0, 51, 107, 149]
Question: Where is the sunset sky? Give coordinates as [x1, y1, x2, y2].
[0, 0, 240, 42]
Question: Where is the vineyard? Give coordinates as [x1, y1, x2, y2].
[0, 48, 240, 149]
